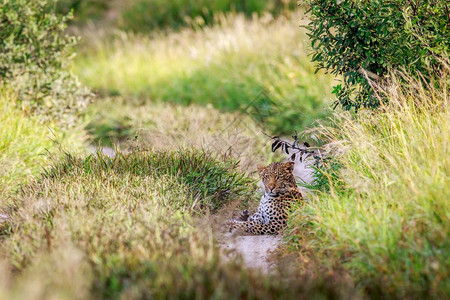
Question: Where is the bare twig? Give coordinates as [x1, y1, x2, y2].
[262, 131, 329, 165]
[358, 67, 381, 81]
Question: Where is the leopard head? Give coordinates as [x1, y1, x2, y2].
[257, 162, 297, 196]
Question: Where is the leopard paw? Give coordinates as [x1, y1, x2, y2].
[236, 209, 250, 221]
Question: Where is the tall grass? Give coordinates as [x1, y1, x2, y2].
[0, 90, 85, 198]
[0, 150, 353, 299]
[57, 0, 297, 32]
[288, 69, 449, 298]
[74, 13, 334, 134]
[117, 0, 298, 32]
[85, 97, 274, 171]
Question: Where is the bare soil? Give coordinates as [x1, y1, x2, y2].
[217, 232, 282, 274]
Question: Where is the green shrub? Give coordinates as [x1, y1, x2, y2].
[0, 0, 91, 127]
[302, 0, 449, 110]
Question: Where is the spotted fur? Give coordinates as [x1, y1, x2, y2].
[229, 161, 303, 235]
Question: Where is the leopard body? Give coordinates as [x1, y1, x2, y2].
[229, 161, 303, 235]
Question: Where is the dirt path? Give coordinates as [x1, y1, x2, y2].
[218, 232, 282, 273]
[87, 145, 116, 158]
[0, 214, 7, 222]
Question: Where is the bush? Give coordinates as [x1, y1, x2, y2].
[302, 0, 449, 110]
[0, 0, 91, 127]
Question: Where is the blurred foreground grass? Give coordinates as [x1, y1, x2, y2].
[74, 13, 334, 135]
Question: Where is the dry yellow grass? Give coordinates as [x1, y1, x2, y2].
[289, 67, 450, 297]
[87, 97, 277, 172]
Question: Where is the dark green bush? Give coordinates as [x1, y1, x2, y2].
[302, 0, 449, 110]
[0, 0, 91, 127]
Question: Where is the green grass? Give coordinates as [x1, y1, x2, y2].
[0, 150, 354, 299]
[0, 89, 85, 198]
[117, 0, 298, 32]
[45, 150, 256, 212]
[57, 0, 297, 32]
[85, 96, 275, 171]
[74, 13, 334, 134]
[3, 2, 447, 297]
[287, 70, 450, 298]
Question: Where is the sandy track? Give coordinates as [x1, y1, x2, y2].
[218, 232, 282, 273]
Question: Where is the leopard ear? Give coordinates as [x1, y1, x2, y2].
[284, 161, 295, 173]
[257, 165, 265, 173]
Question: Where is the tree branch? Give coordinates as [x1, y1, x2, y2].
[358, 67, 381, 81]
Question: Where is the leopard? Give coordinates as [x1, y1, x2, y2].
[228, 161, 303, 235]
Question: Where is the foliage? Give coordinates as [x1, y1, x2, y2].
[0, 0, 91, 127]
[302, 0, 449, 110]
[288, 69, 450, 298]
[75, 14, 334, 134]
[269, 133, 343, 191]
[269, 134, 321, 162]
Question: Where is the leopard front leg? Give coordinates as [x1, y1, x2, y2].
[237, 209, 250, 221]
[228, 219, 285, 235]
